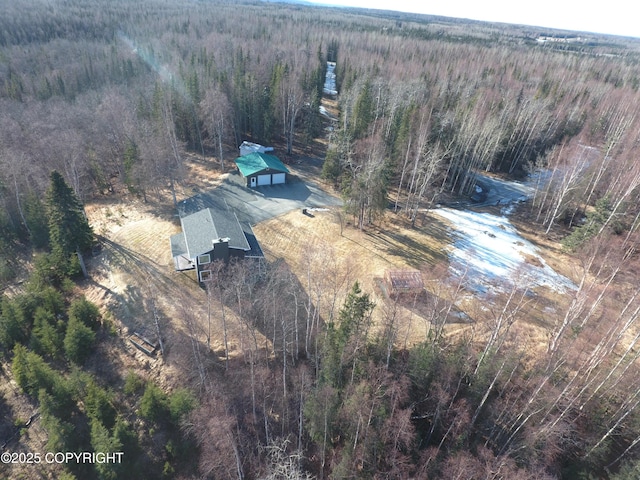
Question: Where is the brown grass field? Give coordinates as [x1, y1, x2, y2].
[78, 154, 583, 374]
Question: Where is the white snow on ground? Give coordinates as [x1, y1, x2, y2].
[319, 105, 336, 120]
[323, 62, 337, 96]
[434, 207, 576, 295]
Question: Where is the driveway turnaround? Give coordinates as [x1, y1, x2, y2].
[178, 171, 343, 225]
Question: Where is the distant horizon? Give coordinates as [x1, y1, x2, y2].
[304, 0, 639, 39]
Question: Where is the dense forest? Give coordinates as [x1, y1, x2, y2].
[4, 0, 640, 478]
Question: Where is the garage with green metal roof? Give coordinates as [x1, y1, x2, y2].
[234, 152, 290, 188]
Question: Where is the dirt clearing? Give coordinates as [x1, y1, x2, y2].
[253, 208, 470, 344]
[253, 202, 581, 352]
[254, 209, 449, 294]
[83, 198, 265, 383]
[79, 163, 581, 365]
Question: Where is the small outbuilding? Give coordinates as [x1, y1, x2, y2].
[239, 141, 274, 157]
[385, 269, 425, 296]
[234, 152, 290, 188]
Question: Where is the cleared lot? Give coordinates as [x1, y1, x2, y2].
[82, 172, 344, 362]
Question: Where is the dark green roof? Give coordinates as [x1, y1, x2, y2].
[235, 152, 289, 177]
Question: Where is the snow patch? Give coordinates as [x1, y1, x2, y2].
[434, 208, 575, 295]
[319, 105, 335, 120]
[323, 62, 337, 96]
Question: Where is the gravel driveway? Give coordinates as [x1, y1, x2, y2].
[178, 171, 343, 225]
[474, 173, 534, 207]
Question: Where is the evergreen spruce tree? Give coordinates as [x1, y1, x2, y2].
[139, 382, 170, 425]
[0, 296, 28, 350]
[29, 307, 63, 359]
[320, 281, 375, 389]
[64, 316, 96, 365]
[351, 79, 374, 139]
[24, 191, 50, 249]
[45, 171, 93, 275]
[123, 140, 140, 194]
[68, 297, 101, 330]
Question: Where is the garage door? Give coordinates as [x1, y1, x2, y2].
[272, 173, 286, 184]
[257, 174, 271, 186]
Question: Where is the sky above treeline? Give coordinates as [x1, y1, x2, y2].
[305, 0, 638, 38]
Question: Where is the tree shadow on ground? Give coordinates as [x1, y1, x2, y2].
[87, 237, 183, 354]
[0, 386, 17, 449]
[374, 278, 474, 325]
[364, 213, 451, 269]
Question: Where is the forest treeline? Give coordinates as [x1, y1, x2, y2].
[0, 171, 198, 479]
[2, 0, 640, 241]
[2, 0, 640, 255]
[4, 0, 640, 478]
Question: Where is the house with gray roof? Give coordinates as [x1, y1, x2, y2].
[235, 152, 290, 188]
[170, 207, 254, 281]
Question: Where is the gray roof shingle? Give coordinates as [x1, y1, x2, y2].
[174, 208, 250, 259]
